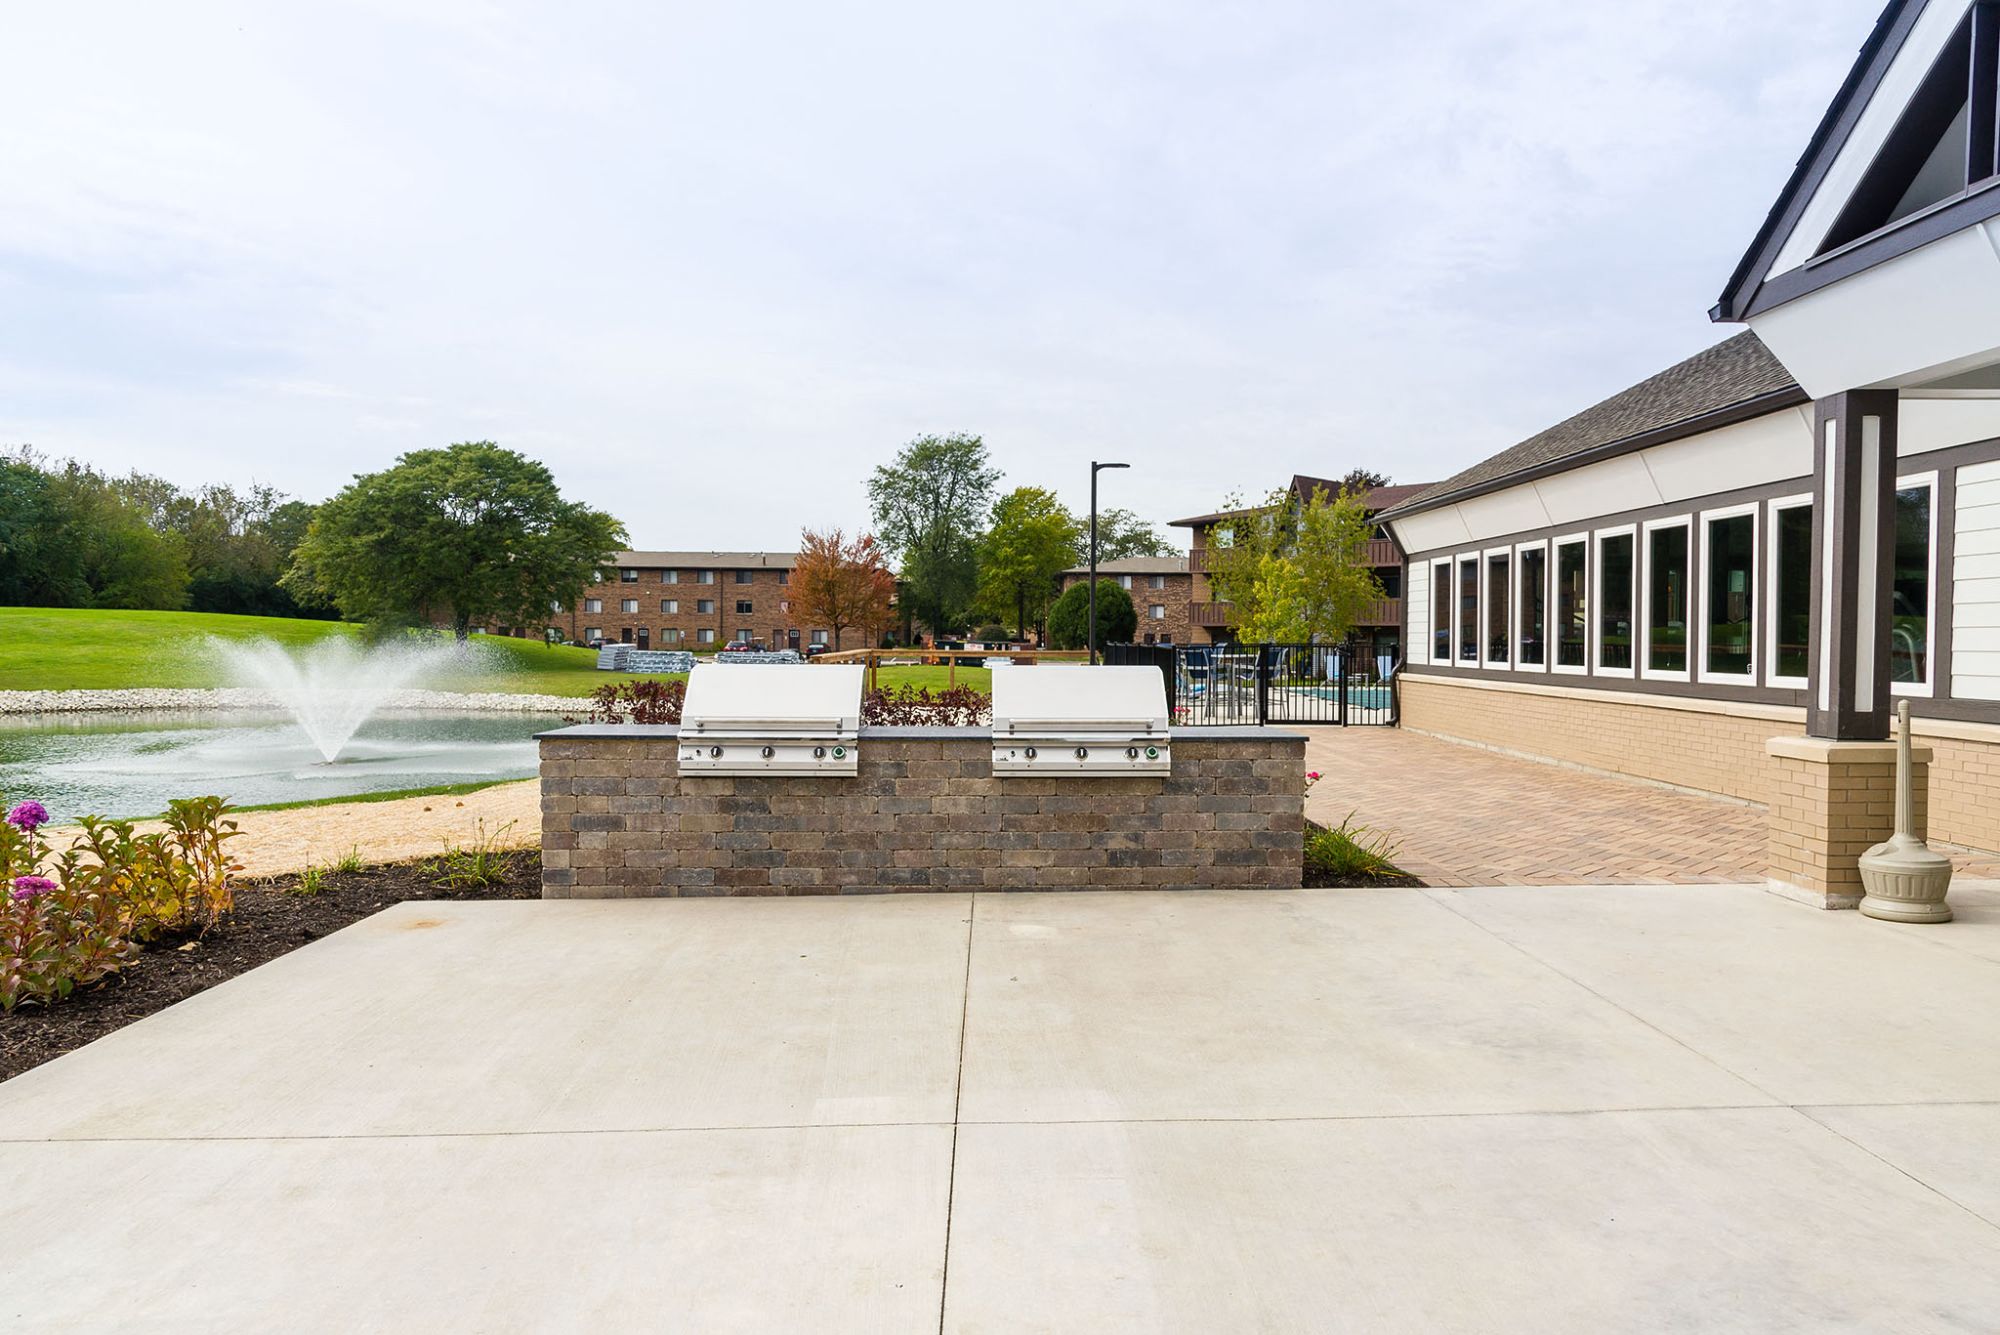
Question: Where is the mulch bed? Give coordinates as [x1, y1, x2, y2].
[0, 852, 540, 1084]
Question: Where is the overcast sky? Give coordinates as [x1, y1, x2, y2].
[2, 1, 1875, 546]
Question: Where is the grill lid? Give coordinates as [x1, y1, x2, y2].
[679, 664, 863, 776]
[991, 666, 1170, 775]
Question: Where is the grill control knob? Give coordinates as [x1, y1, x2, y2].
[1125, 747, 1140, 759]
[1075, 746, 1090, 760]
[761, 745, 775, 759]
[1024, 746, 1037, 759]
[1145, 746, 1160, 760]
[832, 745, 847, 759]
[709, 746, 723, 759]
[813, 746, 826, 758]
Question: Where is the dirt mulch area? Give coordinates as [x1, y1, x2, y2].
[0, 852, 540, 1084]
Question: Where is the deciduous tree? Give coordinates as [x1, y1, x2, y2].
[867, 433, 999, 638]
[791, 527, 895, 651]
[284, 442, 624, 639]
[1092, 506, 1173, 559]
[1046, 578, 1136, 650]
[977, 487, 1082, 639]
[1204, 484, 1382, 644]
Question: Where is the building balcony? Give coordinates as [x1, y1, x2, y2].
[1364, 538, 1401, 568]
[1191, 601, 1233, 628]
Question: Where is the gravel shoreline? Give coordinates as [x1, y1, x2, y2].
[0, 687, 582, 716]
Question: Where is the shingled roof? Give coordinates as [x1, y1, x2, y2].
[1382, 332, 1807, 520]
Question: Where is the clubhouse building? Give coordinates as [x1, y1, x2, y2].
[1381, 0, 2000, 902]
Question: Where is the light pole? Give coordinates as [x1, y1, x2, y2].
[1089, 460, 1129, 666]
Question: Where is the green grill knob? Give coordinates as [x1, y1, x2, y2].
[1145, 746, 1159, 760]
[832, 746, 846, 758]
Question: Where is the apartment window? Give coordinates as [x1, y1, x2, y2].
[662, 599, 678, 615]
[1597, 529, 1635, 674]
[664, 570, 679, 584]
[1118, 574, 1134, 590]
[619, 569, 638, 583]
[1457, 556, 1479, 663]
[1431, 561, 1452, 663]
[735, 570, 754, 584]
[1893, 476, 1937, 690]
[696, 570, 715, 584]
[810, 630, 827, 646]
[1555, 537, 1587, 670]
[697, 599, 715, 614]
[1517, 543, 1547, 668]
[584, 598, 603, 614]
[620, 598, 639, 614]
[1150, 574, 1166, 590]
[1702, 508, 1756, 679]
[1643, 519, 1690, 678]
[1769, 498, 1814, 687]
[1149, 604, 1167, 621]
[584, 627, 601, 642]
[779, 570, 790, 586]
[697, 628, 715, 644]
[660, 628, 681, 644]
[736, 600, 754, 614]
[1379, 567, 1402, 599]
[735, 629, 753, 644]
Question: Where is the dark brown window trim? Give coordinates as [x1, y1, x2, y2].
[1737, 181, 2000, 320]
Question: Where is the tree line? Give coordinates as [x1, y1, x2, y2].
[1, 449, 326, 617]
[858, 432, 1171, 644]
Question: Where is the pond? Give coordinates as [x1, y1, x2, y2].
[0, 710, 569, 822]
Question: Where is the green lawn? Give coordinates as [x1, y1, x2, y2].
[0, 608, 993, 698]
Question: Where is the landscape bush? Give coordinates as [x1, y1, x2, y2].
[1045, 579, 1137, 650]
[1, 795, 241, 1012]
[576, 677, 989, 727]
[579, 677, 687, 724]
[1304, 811, 1409, 883]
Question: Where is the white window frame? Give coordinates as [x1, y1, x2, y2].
[1766, 494, 1813, 691]
[1454, 553, 1481, 667]
[1639, 516, 1693, 684]
[1697, 502, 1760, 685]
[1593, 524, 1638, 679]
[1551, 533, 1590, 676]
[1430, 559, 1453, 665]
[1481, 546, 1513, 670]
[1892, 469, 1940, 698]
[1512, 539, 1550, 673]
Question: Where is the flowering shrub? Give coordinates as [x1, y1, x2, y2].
[577, 678, 686, 725]
[1, 794, 242, 1013]
[860, 685, 990, 727]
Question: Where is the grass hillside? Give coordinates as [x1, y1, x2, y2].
[0, 608, 991, 697]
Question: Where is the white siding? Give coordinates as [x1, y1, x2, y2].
[1954, 459, 2000, 701]
[1407, 561, 1430, 663]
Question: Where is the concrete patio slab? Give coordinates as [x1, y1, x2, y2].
[0, 1123, 951, 1333]
[0, 895, 973, 1140]
[943, 1109, 2000, 1333]
[957, 889, 1768, 1123]
[7, 885, 2000, 1330]
[1426, 883, 2000, 1106]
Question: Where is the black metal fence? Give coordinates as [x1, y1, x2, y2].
[1104, 642, 1399, 727]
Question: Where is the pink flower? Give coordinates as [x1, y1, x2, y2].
[5, 800, 50, 832]
[11, 875, 55, 903]
[1305, 772, 1322, 781]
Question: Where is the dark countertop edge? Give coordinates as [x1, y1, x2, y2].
[536, 724, 1307, 743]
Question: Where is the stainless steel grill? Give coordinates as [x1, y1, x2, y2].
[991, 666, 1171, 775]
[677, 664, 863, 777]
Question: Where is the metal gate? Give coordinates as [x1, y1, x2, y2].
[1103, 642, 1398, 727]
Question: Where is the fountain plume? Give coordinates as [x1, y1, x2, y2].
[213, 636, 468, 762]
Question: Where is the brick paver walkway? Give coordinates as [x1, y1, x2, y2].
[1303, 728, 2000, 887]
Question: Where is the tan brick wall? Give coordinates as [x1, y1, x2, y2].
[1401, 672, 2000, 856]
[539, 730, 1305, 895]
[1400, 673, 1792, 804]
[1764, 740, 1920, 903]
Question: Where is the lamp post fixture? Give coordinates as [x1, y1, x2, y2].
[1089, 460, 1130, 666]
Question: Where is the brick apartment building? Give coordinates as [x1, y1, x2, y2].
[540, 551, 852, 651]
[1057, 557, 1197, 644]
[1168, 474, 1433, 661]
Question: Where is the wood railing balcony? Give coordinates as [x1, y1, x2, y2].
[1364, 538, 1401, 568]
[1190, 601, 1233, 628]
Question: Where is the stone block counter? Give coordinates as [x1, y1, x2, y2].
[538, 725, 1305, 895]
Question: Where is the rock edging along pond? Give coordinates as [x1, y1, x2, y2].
[0, 687, 580, 716]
